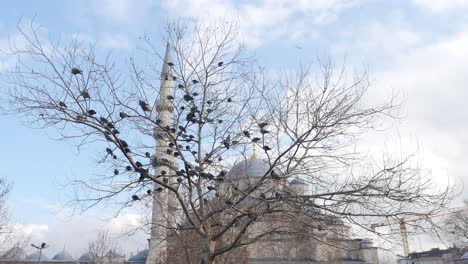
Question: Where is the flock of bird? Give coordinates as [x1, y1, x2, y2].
[62, 65, 278, 203]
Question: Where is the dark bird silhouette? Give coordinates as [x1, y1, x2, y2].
[193, 92, 199, 96]
[71, 67, 82, 75]
[177, 177, 183, 183]
[260, 192, 266, 199]
[173, 152, 180, 157]
[107, 123, 115, 129]
[131, 194, 140, 201]
[207, 100, 213, 105]
[263, 145, 271, 151]
[124, 148, 131, 153]
[223, 135, 231, 149]
[192, 80, 199, 84]
[106, 148, 113, 155]
[169, 142, 175, 147]
[99, 117, 109, 124]
[225, 200, 233, 206]
[191, 151, 198, 155]
[135, 161, 143, 168]
[167, 62, 174, 67]
[112, 155, 117, 159]
[180, 106, 185, 110]
[178, 84, 184, 89]
[80, 90, 90, 99]
[155, 119, 161, 124]
[88, 110, 96, 115]
[161, 170, 167, 175]
[207, 186, 217, 191]
[260, 128, 269, 134]
[112, 129, 119, 134]
[119, 112, 128, 118]
[145, 152, 151, 158]
[166, 95, 174, 100]
[156, 187, 163, 192]
[227, 98, 232, 102]
[243, 130, 250, 137]
[166, 149, 172, 155]
[218, 61, 223, 66]
[119, 139, 128, 148]
[114, 169, 119, 175]
[183, 94, 194, 101]
[218, 120, 223, 124]
[206, 109, 213, 113]
[163, 177, 168, 184]
[139, 100, 151, 111]
[258, 122, 268, 128]
[252, 137, 261, 143]
[59, 101, 67, 108]
[147, 189, 152, 195]
[126, 166, 132, 171]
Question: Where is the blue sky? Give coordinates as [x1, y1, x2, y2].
[1, 0, 468, 257]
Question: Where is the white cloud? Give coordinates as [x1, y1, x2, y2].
[92, 0, 157, 24]
[412, 0, 468, 13]
[161, 0, 365, 47]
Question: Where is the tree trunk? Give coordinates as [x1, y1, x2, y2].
[200, 238, 215, 264]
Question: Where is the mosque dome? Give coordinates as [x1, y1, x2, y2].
[289, 178, 306, 185]
[52, 250, 74, 261]
[26, 251, 49, 261]
[227, 158, 271, 179]
[78, 252, 93, 262]
[0, 246, 26, 260]
[128, 249, 148, 262]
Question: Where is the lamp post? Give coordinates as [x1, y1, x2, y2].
[31, 242, 49, 263]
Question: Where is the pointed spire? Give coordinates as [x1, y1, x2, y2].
[251, 143, 258, 159]
[161, 38, 172, 77]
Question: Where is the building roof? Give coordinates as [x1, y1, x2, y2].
[289, 178, 306, 185]
[78, 252, 93, 261]
[52, 250, 74, 261]
[408, 248, 454, 259]
[0, 246, 26, 260]
[227, 158, 271, 179]
[26, 251, 49, 261]
[128, 249, 148, 262]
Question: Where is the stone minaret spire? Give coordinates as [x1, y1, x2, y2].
[147, 39, 178, 264]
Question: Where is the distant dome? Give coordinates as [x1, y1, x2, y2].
[0, 246, 26, 260]
[26, 251, 49, 261]
[78, 252, 93, 261]
[52, 250, 74, 261]
[105, 250, 124, 258]
[227, 158, 271, 179]
[128, 249, 148, 262]
[289, 178, 306, 185]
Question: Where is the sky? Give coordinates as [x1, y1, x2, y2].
[1, 0, 468, 258]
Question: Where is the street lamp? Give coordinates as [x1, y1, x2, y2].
[31, 242, 49, 262]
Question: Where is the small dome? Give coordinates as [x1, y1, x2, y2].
[26, 251, 49, 261]
[227, 158, 271, 179]
[78, 252, 93, 261]
[0, 246, 26, 260]
[128, 249, 148, 262]
[289, 178, 306, 185]
[52, 250, 74, 261]
[105, 250, 123, 258]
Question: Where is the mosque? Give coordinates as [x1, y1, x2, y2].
[0, 39, 380, 264]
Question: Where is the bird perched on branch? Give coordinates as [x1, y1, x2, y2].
[252, 137, 261, 143]
[71, 67, 82, 75]
[243, 130, 250, 138]
[139, 100, 151, 111]
[119, 112, 128, 118]
[218, 61, 224, 66]
[207, 186, 217, 191]
[58, 101, 67, 109]
[131, 194, 140, 201]
[80, 90, 90, 99]
[88, 110, 96, 116]
[114, 169, 119, 175]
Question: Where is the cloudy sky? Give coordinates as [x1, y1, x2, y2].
[1, 0, 468, 258]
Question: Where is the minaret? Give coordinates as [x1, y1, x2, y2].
[146, 39, 178, 264]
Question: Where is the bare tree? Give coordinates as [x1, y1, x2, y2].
[0, 177, 13, 254]
[0, 19, 453, 264]
[443, 201, 468, 247]
[87, 230, 118, 260]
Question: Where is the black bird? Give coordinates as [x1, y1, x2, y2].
[251, 137, 261, 143]
[178, 125, 186, 133]
[135, 161, 143, 168]
[167, 62, 174, 67]
[119, 112, 128, 118]
[114, 169, 119, 175]
[169, 142, 175, 147]
[112, 129, 119, 134]
[81, 90, 90, 99]
[71, 67, 82, 75]
[180, 106, 185, 110]
[146, 189, 152, 195]
[156, 187, 163, 192]
[59, 101, 67, 108]
[185, 145, 191, 150]
[124, 148, 131, 153]
[260, 128, 269, 134]
[145, 152, 151, 158]
[88, 110, 96, 116]
[193, 92, 199, 96]
[227, 98, 232, 102]
[163, 177, 168, 184]
[218, 61, 223, 66]
[166, 149, 172, 155]
[218, 120, 223, 124]
[225, 200, 233, 206]
[271, 170, 280, 180]
[258, 122, 268, 128]
[223, 135, 231, 149]
[161, 170, 167, 175]
[178, 84, 184, 89]
[260, 193, 266, 199]
[139, 100, 151, 112]
[219, 170, 227, 177]
[126, 166, 132, 171]
[207, 186, 217, 191]
[183, 94, 194, 101]
[99, 117, 109, 124]
[191, 151, 198, 155]
[207, 100, 213, 105]
[167, 95, 174, 100]
[263, 145, 271, 151]
[173, 152, 180, 157]
[155, 119, 161, 125]
[243, 130, 250, 138]
[112, 155, 117, 159]
[177, 177, 183, 183]
[206, 109, 213, 113]
[131, 194, 140, 201]
[172, 76, 177, 81]
[119, 140, 129, 148]
[192, 80, 199, 84]
[106, 148, 113, 155]
[41, 242, 47, 249]
[107, 123, 115, 129]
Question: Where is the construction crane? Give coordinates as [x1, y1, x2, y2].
[370, 206, 468, 256]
